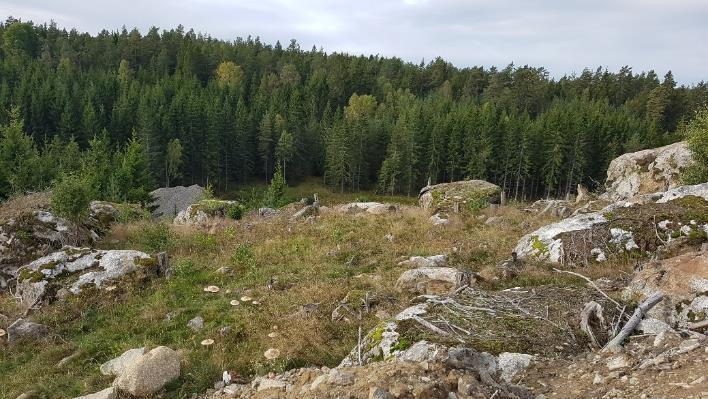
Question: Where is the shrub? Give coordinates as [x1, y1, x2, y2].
[131, 222, 176, 252]
[683, 106, 708, 184]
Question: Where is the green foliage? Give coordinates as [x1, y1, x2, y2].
[262, 165, 289, 208]
[51, 174, 92, 223]
[0, 107, 42, 197]
[0, 22, 702, 199]
[683, 106, 708, 185]
[130, 223, 176, 252]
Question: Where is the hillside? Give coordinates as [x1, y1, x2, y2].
[1, 137, 707, 398]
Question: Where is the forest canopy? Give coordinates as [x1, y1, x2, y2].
[1, 17, 707, 201]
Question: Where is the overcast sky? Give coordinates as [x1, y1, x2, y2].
[2, 0, 706, 84]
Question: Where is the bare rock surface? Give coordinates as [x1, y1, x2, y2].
[419, 180, 501, 214]
[604, 141, 693, 201]
[150, 184, 205, 217]
[16, 247, 154, 309]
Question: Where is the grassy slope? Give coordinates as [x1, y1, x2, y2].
[0, 182, 632, 399]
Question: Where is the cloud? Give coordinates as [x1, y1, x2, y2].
[1, 0, 706, 84]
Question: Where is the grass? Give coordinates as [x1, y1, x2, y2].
[0, 181, 637, 399]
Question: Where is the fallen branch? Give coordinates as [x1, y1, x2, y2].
[602, 292, 663, 352]
[687, 319, 708, 331]
[553, 268, 621, 309]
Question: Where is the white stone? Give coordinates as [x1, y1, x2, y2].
[100, 347, 147, 376]
[398, 255, 447, 268]
[73, 387, 116, 399]
[112, 346, 180, 396]
[497, 352, 533, 382]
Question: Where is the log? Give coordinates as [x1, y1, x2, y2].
[602, 292, 663, 352]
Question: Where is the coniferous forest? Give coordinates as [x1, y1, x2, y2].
[1, 18, 707, 202]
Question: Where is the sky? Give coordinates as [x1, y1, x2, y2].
[2, 0, 707, 84]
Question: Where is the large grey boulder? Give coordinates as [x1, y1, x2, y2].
[173, 200, 242, 226]
[17, 247, 154, 309]
[419, 180, 501, 214]
[150, 185, 205, 218]
[604, 141, 693, 201]
[497, 352, 533, 383]
[113, 346, 181, 396]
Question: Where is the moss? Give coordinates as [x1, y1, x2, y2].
[19, 269, 45, 283]
[367, 324, 386, 345]
[390, 337, 411, 353]
[135, 256, 158, 268]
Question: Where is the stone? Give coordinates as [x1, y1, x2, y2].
[485, 216, 503, 225]
[419, 180, 501, 214]
[256, 379, 287, 391]
[429, 213, 450, 226]
[327, 369, 355, 385]
[396, 340, 447, 362]
[623, 250, 707, 327]
[497, 352, 533, 382]
[7, 318, 48, 342]
[604, 141, 693, 201]
[264, 348, 281, 360]
[336, 202, 399, 215]
[398, 255, 447, 268]
[150, 185, 205, 218]
[187, 316, 205, 331]
[73, 387, 116, 399]
[113, 346, 181, 396]
[100, 347, 147, 376]
[395, 267, 468, 295]
[606, 354, 631, 371]
[258, 207, 278, 218]
[637, 318, 673, 335]
[174, 199, 242, 225]
[369, 387, 394, 399]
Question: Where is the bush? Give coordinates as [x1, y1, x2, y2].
[51, 174, 92, 223]
[131, 222, 176, 252]
[684, 107, 708, 184]
[262, 166, 289, 208]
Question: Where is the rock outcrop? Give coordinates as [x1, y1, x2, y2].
[623, 250, 707, 329]
[16, 247, 155, 309]
[396, 267, 468, 295]
[174, 200, 243, 225]
[0, 211, 95, 279]
[514, 183, 708, 264]
[150, 185, 205, 218]
[419, 180, 501, 214]
[334, 202, 400, 215]
[6, 318, 48, 342]
[604, 141, 693, 201]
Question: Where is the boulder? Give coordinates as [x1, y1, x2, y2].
[174, 200, 243, 225]
[339, 304, 430, 367]
[101, 347, 147, 376]
[335, 202, 400, 215]
[623, 250, 707, 328]
[497, 352, 533, 382]
[395, 267, 469, 295]
[17, 247, 154, 309]
[514, 183, 708, 264]
[73, 387, 116, 399]
[187, 316, 205, 331]
[0, 211, 95, 278]
[395, 340, 447, 363]
[429, 214, 450, 226]
[526, 199, 572, 218]
[419, 180, 501, 214]
[7, 318, 48, 342]
[150, 185, 205, 217]
[604, 141, 693, 201]
[398, 255, 447, 268]
[113, 346, 181, 396]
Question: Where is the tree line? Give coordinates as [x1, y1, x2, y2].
[1, 17, 707, 202]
